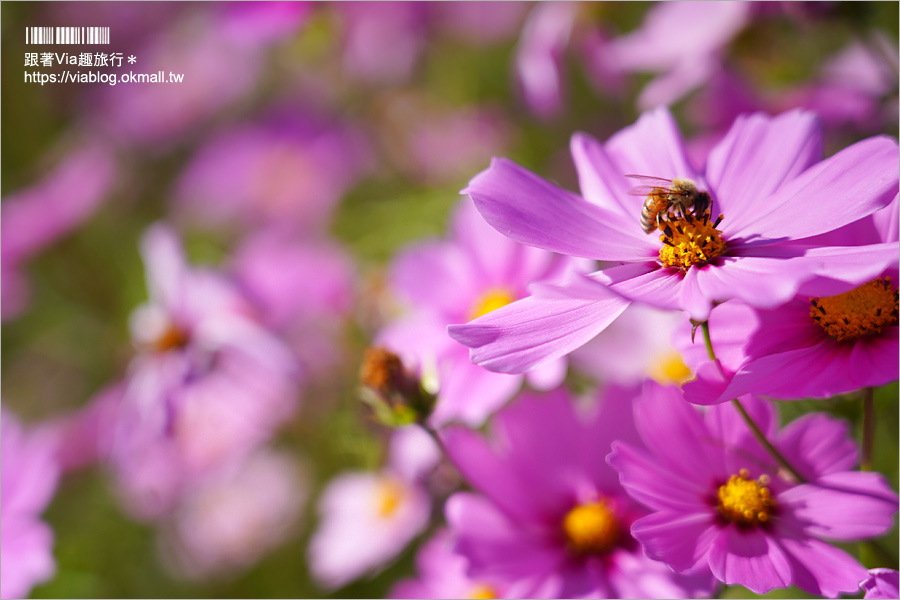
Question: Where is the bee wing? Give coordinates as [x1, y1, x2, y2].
[624, 174, 674, 185]
[627, 185, 667, 196]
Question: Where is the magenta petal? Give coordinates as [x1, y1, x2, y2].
[681, 361, 732, 406]
[630, 511, 719, 573]
[390, 240, 476, 318]
[720, 341, 859, 401]
[431, 353, 522, 428]
[779, 472, 898, 541]
[447, 287, 630, 374]
[776, 413, 858, 478]
[569, 132, 633, 218]
[440, 429, 555, 524]
[690, 256, 810, 318]
[633, 383, 724, 482]
[444, 493, 561, 582]
[604, 107, 701, 183]
[849, 328, 899, 389]
[707, 527, 792, 594]
[597, 262, 684, 312]
[860, 568, 900, 600]
[608, 442, 710, 513]
[464, 158, 655, 260]
[728, 136, 899, 242]
[776, 533, 869, 598]
[706, 110, 822, 236]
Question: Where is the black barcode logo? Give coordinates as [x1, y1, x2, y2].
[25, 27, 110, 45]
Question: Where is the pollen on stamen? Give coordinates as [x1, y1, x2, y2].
[809, 278, 899, 342]
[658, 212, 726, 271]
[717, 468, 775, 527]
[561, 500, 619, 555]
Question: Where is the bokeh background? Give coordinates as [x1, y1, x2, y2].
[2, 2, 898, 598]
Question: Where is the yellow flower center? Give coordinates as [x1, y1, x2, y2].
[467, 584, 498, 599]
[717, 469, 775, 526]
[649, 351, 692, 385]
[469, 288, 516, 321]
[561, 501, 619, 555]
[376, 478, 405, 519]
[809, 278, 899, 342]
[658, 213, 726, 271]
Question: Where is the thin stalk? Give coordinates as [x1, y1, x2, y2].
[861, 387, 875, 471]
[700, 322, 808, 484]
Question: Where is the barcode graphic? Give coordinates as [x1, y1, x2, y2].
[25, 27, 109, 45]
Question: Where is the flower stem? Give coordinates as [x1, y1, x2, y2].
[700, 322, 808, 484]
[861, 387, 875, 471]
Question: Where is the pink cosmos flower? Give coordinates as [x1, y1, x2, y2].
[1, 143, 115, 321]
[105, 224, 299, 518]
[378, 198, 590, 427]
[390, 529, 510, 600]
[514, 2, 577, 119]
[160, 449, 308, 580]
[449, 108, 899, 375]
[596, 1, 752, 110]
[307, 426, 438, 591]
[607, 384, 899, 597]
[441, 387, 716, 599]
[95, 20, 261, 147]
[174, 115, 369, 233]
[860, 568, 900, 599]
[679, 199, 899, 404]
[570, 303, 692, 388]
[231, 230, 356, 375]
[1, 410, 60, 600]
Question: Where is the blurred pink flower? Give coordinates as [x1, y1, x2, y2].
[1, 410, 60, 600]
[160, 449, 308, 580]
[596, 1, 752, 110]
[390, 530, 510, 599]
[442, 386, 716, 598]
[431, 2, 528, 46]
[608, 386, 898, 597]
[861, 568, 900, 599]
[232, 230, 356, 374]
[308, 470, 430, 590]
[515, 2, 577, 119]
[570, 303, 692, 388]
[216, 1, 311, 48]
[95, 20, 261, 147]
[106, 224, 299, 518]
[174, 115, 369, 233]
[378, 198, 591, 427]
[1, 143, 115, 321]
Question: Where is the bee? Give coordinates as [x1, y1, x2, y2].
[626, 175, 712, 235]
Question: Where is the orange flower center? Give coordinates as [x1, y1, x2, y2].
[562, 501, 619, 555]
[717, 469, 775, 526]
[810, 278, 899, 342]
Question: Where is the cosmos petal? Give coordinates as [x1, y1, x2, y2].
[707, 528, 792, 595]
[775, 532, 869, 598]
[464, 158, 655, 261]
[629, 511, 719, 574]
[727, 136, 899, 242]
[706, 110, 822, 236]
[447, 284, 630, 374]
[569, 132, 633, 218]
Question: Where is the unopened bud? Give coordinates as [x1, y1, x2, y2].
[359, 347, 436, 427]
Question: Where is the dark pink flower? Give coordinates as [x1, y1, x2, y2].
[860, 568, 900, 599]
[442, 386, 716, 598]
[608, 384, 898, 597]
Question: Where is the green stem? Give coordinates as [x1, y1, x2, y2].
[861, 387, 875, 471]
[700, 322, 808, 484]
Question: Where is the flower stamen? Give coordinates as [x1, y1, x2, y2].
[809, 278, 899, 342]
[658, 212, 726, 271]
[562, 500, 619, 555]
[469, 288, 516, 321]
[717, 469, 775, 526]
